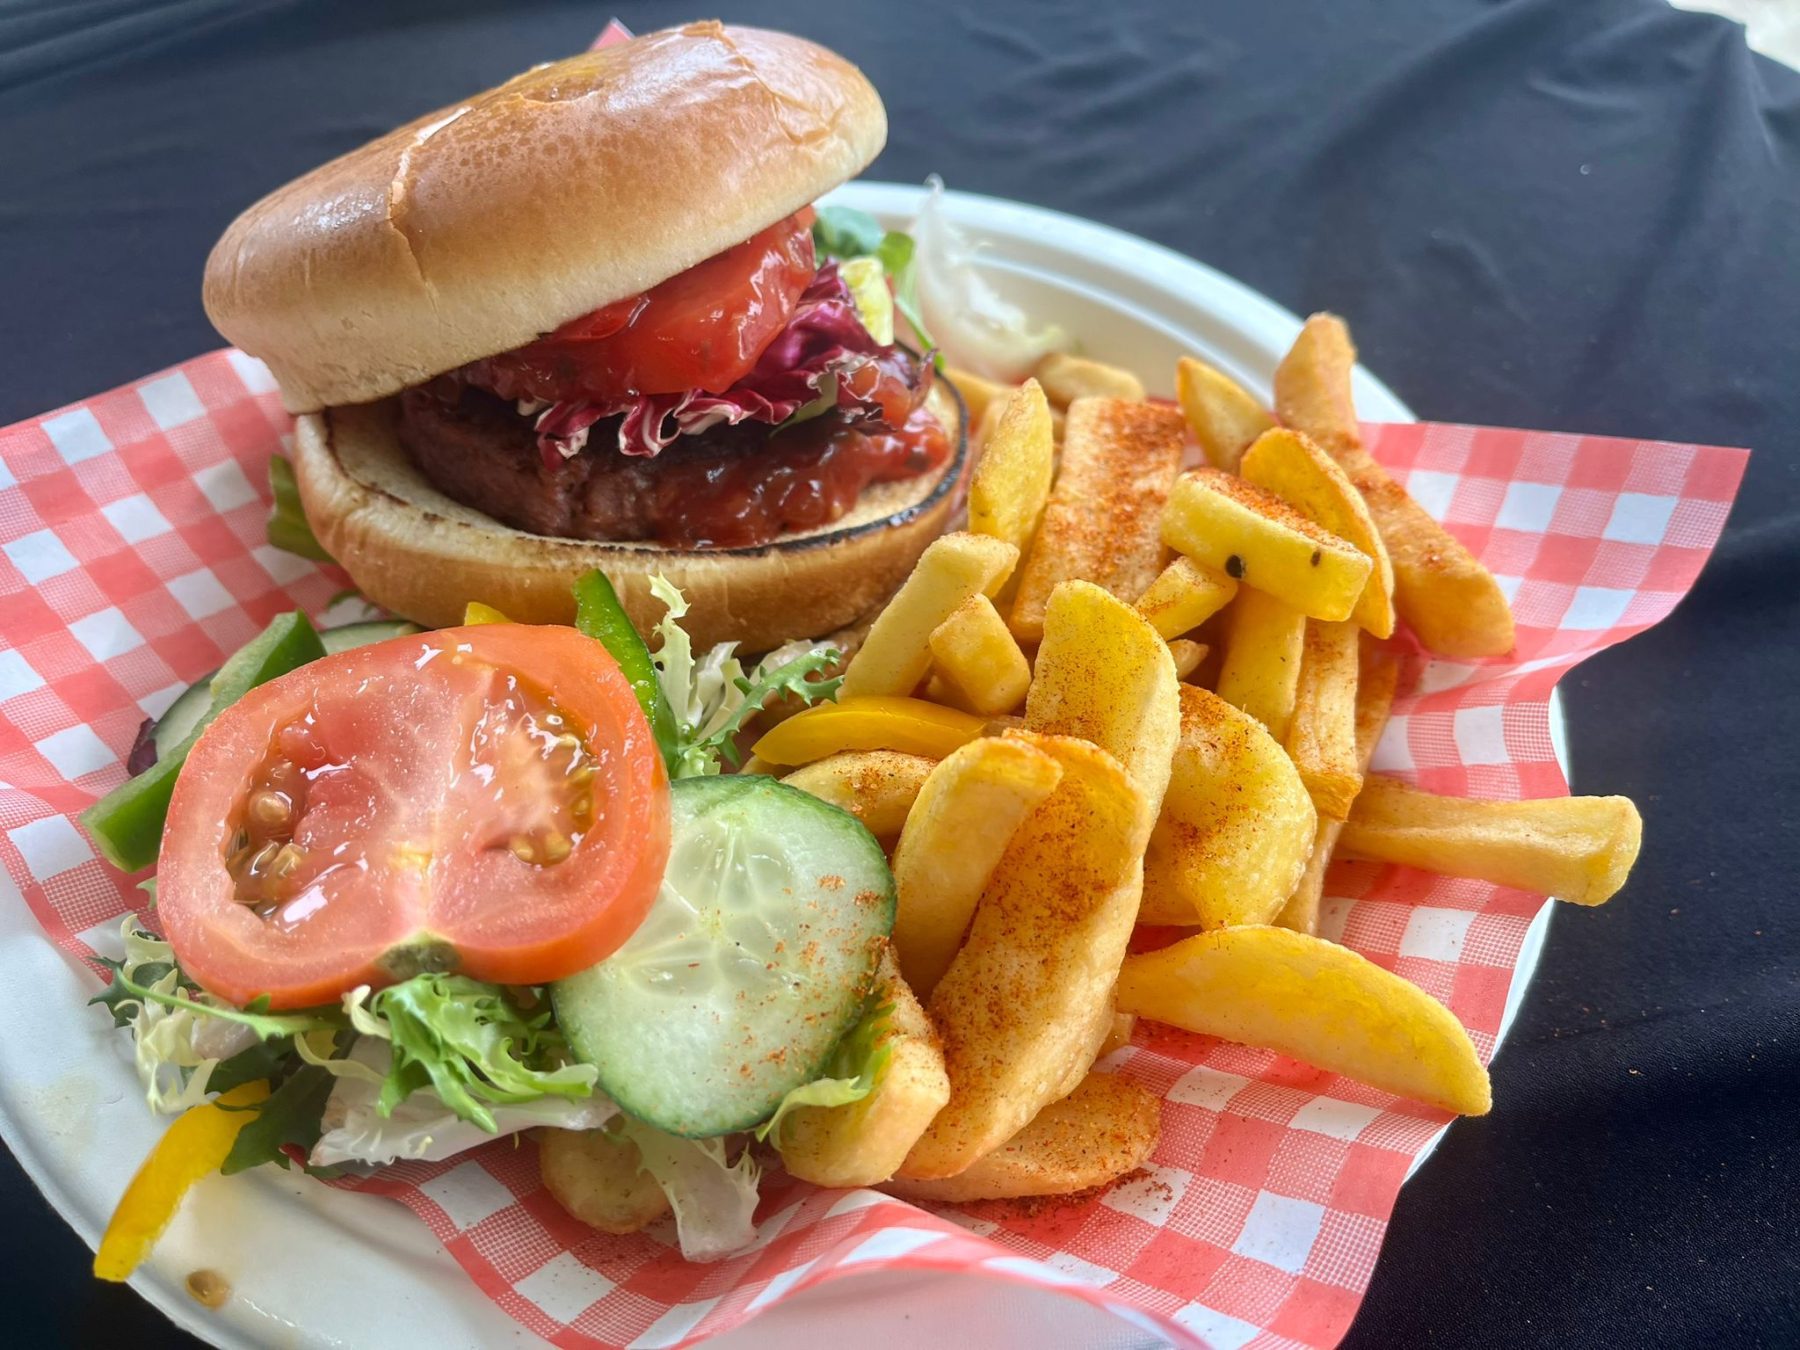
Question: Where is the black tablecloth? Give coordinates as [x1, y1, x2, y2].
[2, 1, 1795, 1345]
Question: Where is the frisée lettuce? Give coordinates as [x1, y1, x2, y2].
[646, 574, 843, 778]
[614, 1117, 761, 1263]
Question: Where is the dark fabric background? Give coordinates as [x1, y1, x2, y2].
[2, 1, 1795, 1346]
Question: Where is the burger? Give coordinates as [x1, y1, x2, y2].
[202, 22, 965, 649]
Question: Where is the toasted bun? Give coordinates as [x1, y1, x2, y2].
[203, 23, 886, 413]
[292, 380, 967, 651]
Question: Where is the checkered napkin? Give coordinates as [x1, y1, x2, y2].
[0, 346, 1746, 1348]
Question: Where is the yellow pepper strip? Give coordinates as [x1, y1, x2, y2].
[94, 1080, 271, 1282]
[752, 696, 987, 768]
[463, 601, 511, 625]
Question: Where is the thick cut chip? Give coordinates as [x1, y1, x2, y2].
[842, 533, 1019, 699]
[1175, 355, 1275, 472]
[1117, 926, 1492, 1115]
[1272, 314, 1513, 657]
[928, 594, 1033, 717]
[943, 365, 1011, 431]
[777, 952, 952, 1188]
[886, 1072, 1160, 1202]
[781, 751, 936, 842]
[1010, 399, 1186, 641]
[1275, 642, 1398, 934]
[1025, 580, 1181, 840]
[1161, 468, 1372, 623]
[968, 380, 1056, 584]
[1168, 639, 1208, 681]
[1216, 586, 1307, 742]
[900, 733, 1144, 1179]
[1241, 427, 1396, 638]
[540, 1126, 671, 1235]
[1285, 619, 1363, 819]
[1340, 777, 1643, 906]
[1135, 555, 1238, 640]
[1099, 1011, 1138, 1058]
[1035, 352, 1147, 405]
[1141, 685, 1317, 927]
[892, 737, 1065, 997]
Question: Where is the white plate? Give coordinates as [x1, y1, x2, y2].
[0, 181, 1561, 1350]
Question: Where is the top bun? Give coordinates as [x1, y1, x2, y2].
[203, 23, 886, 413]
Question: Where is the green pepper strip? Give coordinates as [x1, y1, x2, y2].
[81, 612, 327, 873]
[571, 570, 682, 772]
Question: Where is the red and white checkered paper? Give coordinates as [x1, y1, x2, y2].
[0, 345, 1747, 1349]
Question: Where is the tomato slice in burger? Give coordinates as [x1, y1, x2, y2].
[156, 625, 670, 1009]
[472, 208, 817, 403]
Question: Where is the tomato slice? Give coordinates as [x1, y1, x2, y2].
[156, 625, 670, 1009]
[470, 209, 818, 403]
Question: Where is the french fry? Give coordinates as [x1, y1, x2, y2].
[943, 365, 1011, 431]
[781, 750, 937, 841]
[753, 696, 985, 767]
[1035, 351, 1146, 405]
[967, 380, 1056, 583]
[777, 952, 952, 1189]
[1025, 580, 1181, 838]
[1273, 314, 1513, 657]
[892, 737, 1065, 998]
[1168, 639, 1207, 681]
[1117, 925, 1492, 1115]
[1010, 399, 1186, 641]
[1285, 620, 1362, 819]
[539, 1126, 671, 1235]
[1175, 355, 1275, 472]
[1339, 777, 1643, 906]
[928, 595, 1033, 717]
[1135, 555, 1238, 640]
[1241, 427, 1396, 639]
[1161, 468, 1373, 623]
[842, 532, 1019, 699]
[1269, 314, 1362, 459]
[1275, 642, 1398, 934]
[974, 397, 1007, 454]
[901, 733, 1143, 1179]
[886, 1072, 1159, 1202]
[1098, 1011, 1138, 1058]
[1215, 586, 1307, 742]
[1141, 685, 1317, 927]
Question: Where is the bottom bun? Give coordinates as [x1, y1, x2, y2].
[292, 378, 967, 651]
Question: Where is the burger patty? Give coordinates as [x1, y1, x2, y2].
[397, 370, 947, 550]
[399, 383, 780, 543]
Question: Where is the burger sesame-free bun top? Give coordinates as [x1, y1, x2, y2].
[202, 22, 887, 413]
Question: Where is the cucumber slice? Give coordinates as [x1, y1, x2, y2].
[319, 619, 421, 654]
[151, 678, 216, 761]
[553, 776, 895, 1137]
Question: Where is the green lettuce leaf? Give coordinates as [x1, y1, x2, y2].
[647, 575, 842, 778]
[812, 204, 886, 260]
[874, 229, 939, 362]
[268, 455, 333, 562]
[343, 976, 597, 1133]
[811, 207, 940, 365]
[615, 1117, 761, 1262]
[220, 1064, 342, 1176]
[755, 999, 893, 1145]
[87, 918, 331, 1114]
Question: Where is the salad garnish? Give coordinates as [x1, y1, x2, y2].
[87, 572, 878, 1273]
